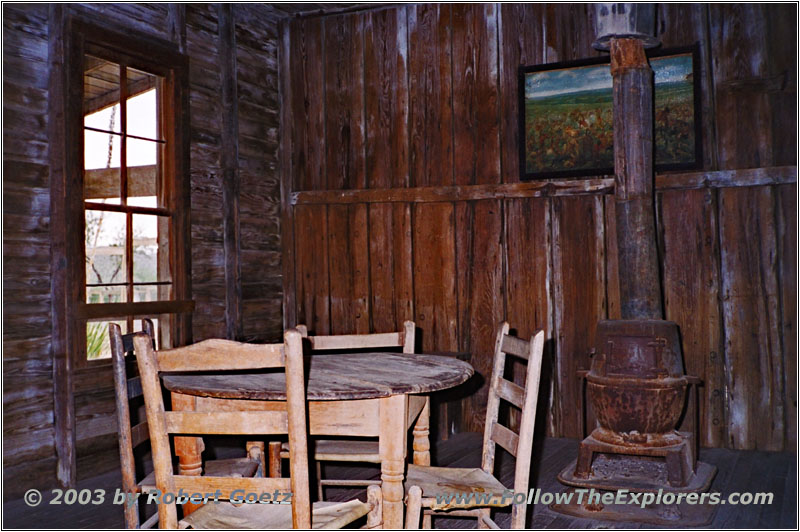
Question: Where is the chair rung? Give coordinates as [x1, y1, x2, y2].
[501, 335, 530, 359]
[491, 422, 519, 455]
[496, 378, 525, 409]
[314, 453, 381, 462]
[319, 479, 381, 487]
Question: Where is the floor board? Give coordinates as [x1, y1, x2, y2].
[3, 434, 796, 529]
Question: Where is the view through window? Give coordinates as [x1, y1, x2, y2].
[83, 56, 172, 359]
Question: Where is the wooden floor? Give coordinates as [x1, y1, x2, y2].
[3, 434, 796, 528]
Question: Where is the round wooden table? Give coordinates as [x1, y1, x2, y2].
[162, 352, 473, 529]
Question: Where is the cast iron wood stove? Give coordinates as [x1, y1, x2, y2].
[558, 319, 716, 493]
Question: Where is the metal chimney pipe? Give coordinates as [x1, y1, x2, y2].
[596, 4, 664, 319]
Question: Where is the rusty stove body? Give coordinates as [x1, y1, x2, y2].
[558, 319, 715, 493]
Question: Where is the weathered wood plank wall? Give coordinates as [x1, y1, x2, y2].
[3, 2, 56, 496]
[2, 3, 284, 499]
[281, 3, 797, 449]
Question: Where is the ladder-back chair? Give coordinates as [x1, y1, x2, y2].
[403, 322, 545, 529]
[274, 321, 416, 500]
[110, 321, 261, 528]
[133, 329, 381, 529]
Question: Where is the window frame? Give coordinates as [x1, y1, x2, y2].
[64, 20, 192, 368]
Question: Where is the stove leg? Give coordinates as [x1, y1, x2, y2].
[665, 443, 693, 487]
[575, 445, 594, 478]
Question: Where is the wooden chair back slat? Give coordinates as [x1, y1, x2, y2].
[301, 320, 416, 354]
[164, 411, 288, 435]
[155, 339, 284, 372]
[309, 332, 402, 351]
[490, 423, 519, 456]
[134, 329, 310, 529]
[480, 322, 545, 530]
[495, 377, 525, 410]
[500, 335, 530, 360]
[130, 421, 150, 449]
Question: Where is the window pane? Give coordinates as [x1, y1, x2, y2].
[84, 56, 121, 132]
[85, 129, 121, 170]
[84, 130, 121, 203]
[86, 209, 127, 303]
[126, 67, 160, 140]
[133, 213, 171, 290]
[127, 137, 162, 208]
[86, 320, 126, 360]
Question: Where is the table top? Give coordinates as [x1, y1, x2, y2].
[162, 352, 474, 401]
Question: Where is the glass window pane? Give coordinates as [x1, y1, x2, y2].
[84, 56, 121, 132]
[85, 129, 121, 172]
[86, 320, 126, 360]
[133, 213, 171, 288]
[126, 67, 160, 140]
[127, 137, 162, 207]
[86, 209, 127, 303]
[84, 130, 121, 203]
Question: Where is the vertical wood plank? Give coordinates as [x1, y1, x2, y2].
[408, 4, 453, 187]
[498, 3, 545, 183]
[710, 4, 773, 171]
[776, 184, 797, 449]
[764, 5, 797, 167]
[661, 188, 726, 447]
[498, 4, 553, 433]
[551, 195, 606, 439]
[451, 3, 500, 186]
[328, 205, 370, 334]
[290, 17, 325, 191]
[218, 4, 242, 340]
[279, 19, 297, 328]
[370, 203, 414, 333]
[463, 200, 504, 433]
[364, 7, 413, 334]
[543, 4, 596, 63]
[365, 6, 408, 189]
[505, 197, 553, 433]
[289, 16, 326, 333]
[719, 186, 784, 450]
[324, 12, 365, 190]
[413, 203, 457, 352]
[294, 205, 330, 335]
[48, 3, 77, 487]
[324, 12, 369, 335]
[451, 4, 502, 433]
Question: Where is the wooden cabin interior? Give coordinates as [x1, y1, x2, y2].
[3, 2, 797, 529]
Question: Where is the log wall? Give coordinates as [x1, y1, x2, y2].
[281, 3, 797, 449]
[3, 3, 283, 498]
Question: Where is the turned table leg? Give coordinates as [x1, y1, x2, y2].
[412, 397, 431, 466]
[172, 393, 204, 515]
[379, 394, 407, 529]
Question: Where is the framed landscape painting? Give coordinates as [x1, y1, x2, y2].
[518, 45, 701, 180]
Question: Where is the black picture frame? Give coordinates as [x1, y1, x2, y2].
[518, 44, 702, 180]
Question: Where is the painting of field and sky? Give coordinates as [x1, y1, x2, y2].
[519, 47, 700, 179]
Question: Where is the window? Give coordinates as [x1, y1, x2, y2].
[67, 22, 192, 365]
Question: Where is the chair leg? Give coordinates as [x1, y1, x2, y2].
[268, 441, 282, 478]
[316, 460, 324, 501]
[405, 486, 422, 529]
[477, 508, 492, 529]
[246, 441, 265, 476]
[366, 484, 383, 529]
[422, 511, 432, 529]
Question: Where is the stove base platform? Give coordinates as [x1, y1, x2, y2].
[550, 487, 718, 526]
[558, 455, 717, 493]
